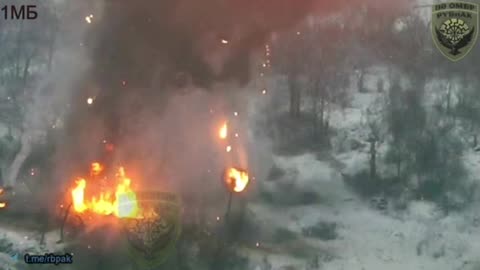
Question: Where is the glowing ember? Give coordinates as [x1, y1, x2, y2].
[87, 97, 94, 105]
[70, 163, 140, 218]
[225, 167, 249, 193]
[85, 14, 93, 24]
[221, 39, 229, 44]
[219, 122, 228, 140]
[226, 145, 232, 152]
[0, 188, 7, 209]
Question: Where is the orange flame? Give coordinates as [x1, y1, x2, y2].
[219, 122, 228, 140]
[70, 163, 140, 218]
[225, 167, 249, 193]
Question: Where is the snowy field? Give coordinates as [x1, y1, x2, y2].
[243, 74, 480, 270]
[246, 154, 480, 270]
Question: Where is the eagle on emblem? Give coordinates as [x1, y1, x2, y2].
[435, 26, 476, 56]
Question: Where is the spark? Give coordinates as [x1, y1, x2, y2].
[226, 145, 232, 153]
[235, 133, 239, 138]
[262, 63, 267, 68]
[262, 89, 267, 95]
[85, 14, 94, 24]
[256, 242, 260, 247]
[296, 31, 301, 35]
[87, 97, 94, 105]
[216, 216, 220, 221]
[234, 112, 239, 116]
[221, 39, 229, 44]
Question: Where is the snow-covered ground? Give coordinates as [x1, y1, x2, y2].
[244, 73, 480, 270]
[247, 153, 480, 270]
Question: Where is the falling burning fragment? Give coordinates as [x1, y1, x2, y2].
[219, 122, 228, 140]
[224, 167, 250, 193]
[0, 188, 8, 209]
[70, 163, 143, 219]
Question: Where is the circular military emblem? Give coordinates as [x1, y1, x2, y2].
[432, 2, 479, 61]
[122, 192, 182, 269]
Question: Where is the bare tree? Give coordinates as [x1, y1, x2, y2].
[0, 1, 61, 188]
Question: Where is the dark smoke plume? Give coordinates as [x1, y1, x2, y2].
[58, 0, 411, 187]
[88, 0, 316, 88]
[61, 0, 321, 171]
